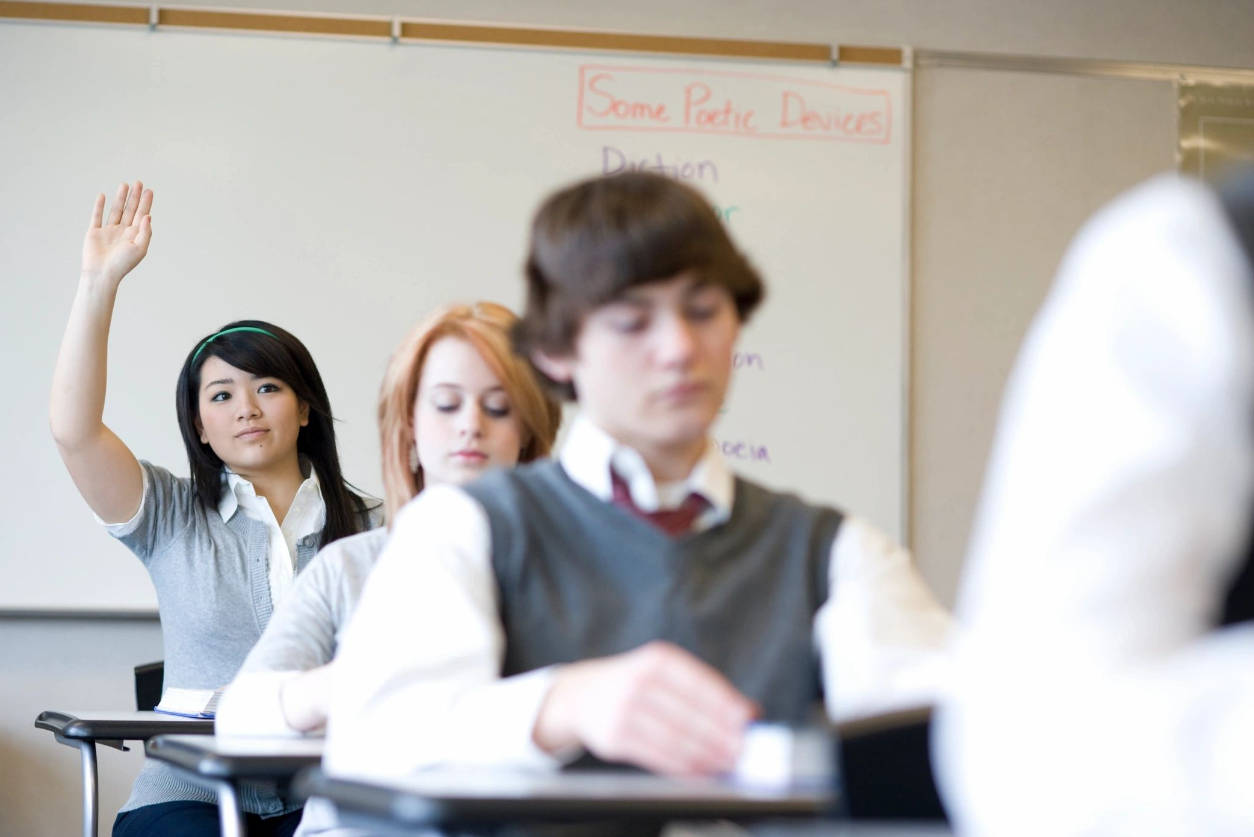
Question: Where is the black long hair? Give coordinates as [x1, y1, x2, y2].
[174, 319, 371, 546]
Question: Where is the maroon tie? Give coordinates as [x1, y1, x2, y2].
[610, 469, 708, 536]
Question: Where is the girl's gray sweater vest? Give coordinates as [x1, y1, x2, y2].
[461, 460, 844, 726]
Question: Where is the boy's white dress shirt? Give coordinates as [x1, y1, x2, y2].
[326, 416, 952, 781]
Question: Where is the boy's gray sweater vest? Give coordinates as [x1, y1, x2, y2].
[462, 461, 844, 725]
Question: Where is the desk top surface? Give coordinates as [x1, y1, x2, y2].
[146, 733, 324, 780]
[35, 710, 215, 740]
[298, 766, 838, 825]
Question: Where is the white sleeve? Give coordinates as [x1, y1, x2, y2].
[215, 548, 346, 737]
[816, 516, 953, 721]
[938, 177, 1254, 837]
[323, 485, 566, 781]
[215, 670, 302, 736]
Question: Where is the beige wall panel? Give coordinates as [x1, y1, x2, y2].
[911, 67, 1176, 605]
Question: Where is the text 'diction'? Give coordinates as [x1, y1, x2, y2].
[576, 65, 891, 143]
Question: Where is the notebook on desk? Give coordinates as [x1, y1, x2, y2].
[154, 687, 222, 719]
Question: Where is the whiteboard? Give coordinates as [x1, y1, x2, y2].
[0, 21, 909, 612]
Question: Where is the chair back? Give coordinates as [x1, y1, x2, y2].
[134, 660, 164, 711]
[836, 706, 947, 821]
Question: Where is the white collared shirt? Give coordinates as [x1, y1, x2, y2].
[938, 176, 1254, 836]
[558, 417, 733, 531]
[325, 415, 953, 781]
[220, 465, 325, 608]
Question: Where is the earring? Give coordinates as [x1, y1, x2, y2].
[409, 445, 420, 473]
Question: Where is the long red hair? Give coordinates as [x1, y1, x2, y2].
[377, 301, 561, 523]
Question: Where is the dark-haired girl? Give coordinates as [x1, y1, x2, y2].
[50, 181, 379, 837]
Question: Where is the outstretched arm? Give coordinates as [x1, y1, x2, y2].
[50, 181, 153, 524]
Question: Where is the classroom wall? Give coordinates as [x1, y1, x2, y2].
[911, 70, 1178, 602]
[4, 2, 1251, 835]
[0, 618, 160, 836]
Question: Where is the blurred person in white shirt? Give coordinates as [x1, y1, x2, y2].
[938, 168, 1254, 837]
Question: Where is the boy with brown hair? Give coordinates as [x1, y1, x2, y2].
[325, 171, 950, 781]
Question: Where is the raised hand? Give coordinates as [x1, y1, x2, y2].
[533, 641, 759, 776]
[81, 180, 153, 284]
[50, 180, 152, 524]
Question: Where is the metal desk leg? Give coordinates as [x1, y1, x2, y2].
[74, 740, 98, 837]
[215, 780, 245, 837]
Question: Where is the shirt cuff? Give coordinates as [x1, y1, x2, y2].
[820, 516, 954, 720]
[444, 666, 580, 769]
[216, 670, 305, 737]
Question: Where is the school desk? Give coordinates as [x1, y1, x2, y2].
[145, 733, 324, 837]
[293, 764, 840, 832]
[34, 709, 215, 837]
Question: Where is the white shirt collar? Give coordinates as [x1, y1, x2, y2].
[218, 460, 325, 609]
[558, 414, 733, 523]
[218, 471, 244, 522]
[217, 460, 323, 529]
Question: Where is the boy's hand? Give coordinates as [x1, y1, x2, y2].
[533, 640, 758, 776]
[82, 180, 153, 285]
[279, 662, 335, 733]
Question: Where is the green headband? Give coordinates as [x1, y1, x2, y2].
[191, 326, 278, 364]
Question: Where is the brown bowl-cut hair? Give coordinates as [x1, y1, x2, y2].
[377, 301, 562, 524]
[513, 171, 765, 400]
